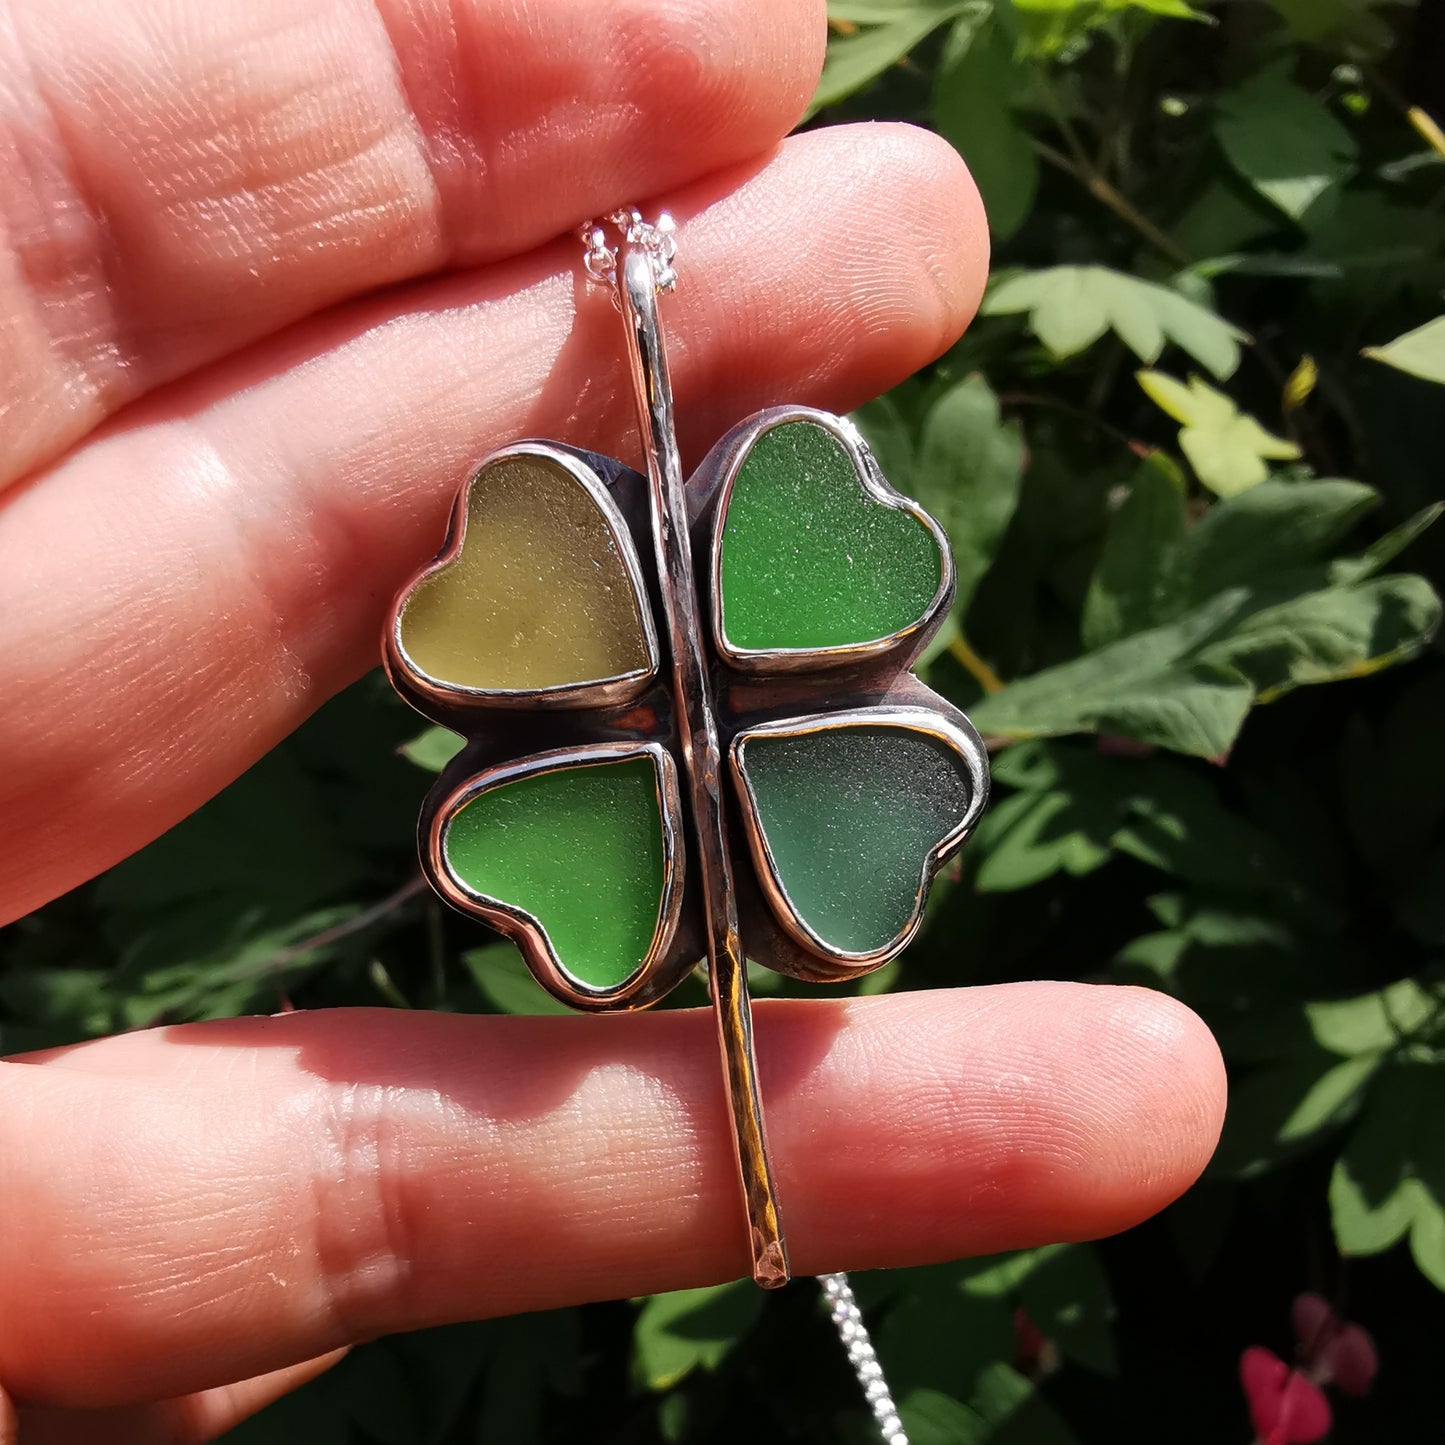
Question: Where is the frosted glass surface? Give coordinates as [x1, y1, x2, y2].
[400, 456, 650, 690]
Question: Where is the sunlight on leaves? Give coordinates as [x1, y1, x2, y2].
[1081, 452, 1187, 650]
[810, 1, 983, 117]
[463, 945, 573, 1016]
[633, 1282, 764, 1390]
[1331, 1064, 1445, 1290]
[399, 725, 465, 772]
[933, 10, 1038, 239]
[1362, 315, 1445, 385]
[1215, 65, 1358, 222]
[1137, 370, 1300, 495]
[970, 566, 1439, 758]
[911, 376, 1026, 618]
[984, 266, 1246, 378]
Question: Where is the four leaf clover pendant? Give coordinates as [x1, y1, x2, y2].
[383, 212, 990, 1291]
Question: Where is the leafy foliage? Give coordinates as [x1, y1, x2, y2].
[4, 1, 1445, 1442]
[1363, 314, 1445, 385]
[983, 267, 1245, 377]
[1135, 370, 1301, 494]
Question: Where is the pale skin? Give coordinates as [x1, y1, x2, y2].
[0, 0, 1228, 1439]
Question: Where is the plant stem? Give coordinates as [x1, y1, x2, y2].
[1408, 105, 1445, 159]
[1033, 138, 1187, 266]
[252, 876, 428, 983]
[996, 391, 1138, 451]
[949, 633, 1005, 693]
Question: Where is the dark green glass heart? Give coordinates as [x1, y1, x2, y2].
[717, 421, 942, 653]
[736, 723, 976, 956]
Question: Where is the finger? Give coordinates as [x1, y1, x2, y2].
[0, 0, 824, 484]
[0, 984, 1224, 1408]
[16, 1352, 348, 1445]
[0, 123, 988, 924]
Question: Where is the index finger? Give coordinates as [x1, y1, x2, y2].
[0, 0, 824, 485]
[0, 985, 1225, 1409]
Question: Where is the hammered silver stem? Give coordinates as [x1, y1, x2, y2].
[818, 1273, 909, 1445]
[614, 238, 788, 1288]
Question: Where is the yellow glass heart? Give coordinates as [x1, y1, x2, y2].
[397, 453, 652, 693]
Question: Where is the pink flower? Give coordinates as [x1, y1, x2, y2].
[1239, 1294, 1378, 1443]
[1240, 1347, 1332, 1444]
[1290, 1293, 1378, 1397]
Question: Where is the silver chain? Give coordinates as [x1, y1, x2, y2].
[578, 209, 677, 298]
[578, 209, 907, 1445]
[819, 1273, 910, 1444]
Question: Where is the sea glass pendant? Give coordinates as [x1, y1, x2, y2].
[383, 212, 991, 1291]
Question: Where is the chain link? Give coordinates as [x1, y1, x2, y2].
[578, 209, 677, 299]
[819, 1273, 910, 1444]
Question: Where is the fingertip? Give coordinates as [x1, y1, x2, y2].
[1060, 984, 1228, 1235]
[858, 122, 991, 358]
[773, 982, 1226, 1271]
[617, 0, 829, 173]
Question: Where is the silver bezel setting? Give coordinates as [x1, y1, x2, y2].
[386, 441, 661, 713]
[707, 407, 955, 675]
[729, 705, 989, 968]
[426, 740, 685, 1009]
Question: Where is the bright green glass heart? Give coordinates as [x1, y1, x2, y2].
[717, 421, 943, 654]
[440, 755, 667, 990]
[735, 723, 976, 957]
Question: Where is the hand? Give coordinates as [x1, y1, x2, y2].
[0, 0, 1226, 1439]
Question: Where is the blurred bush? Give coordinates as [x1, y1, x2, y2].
[4, 1, 1445, 1440]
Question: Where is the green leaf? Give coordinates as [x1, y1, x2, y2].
[1196, 574, 1442, 702]
[981, 742, 1306, 893]
[933, 12, 1038, 240]
[971, 566, 1440, 757]
[810, 1, 979, 117]
[851, 392, 916, 484]
[1306, 977, 1440, 1057]
[462, 946, 573, 1016]
[1018, 1244, 1116, 1375]
[1331, 1063, 1445, 1289]
[1264, 0, 1398, 52]
[632, 1281, 764, 1389]
[1213, 1050, 1383, 1177]
[400, 726, 465, 772]
[973, 787, 1119, 890]
[909, 375, 1026, 618]
[875, 1263, 1017, 1397]
[969, 590, 1258, 755]
[1081, 452, 1188, 649]
[1116, 901, 1299, 1009]
[1012, 0, 1205, 55]
[1137, 370, 1300, 496]
[1112, 776, 1303, 894]
[1170, 478, 1378, 614]
[1331, 504, 1444, 585]
[1363, 316, 1445, 385]
[967, 1361, 1080, 1443]
[0, 968, 116, 1045]
[984, 266, 1246, 378]
[115, 903, 362, 1027]
[1215, 66, 1357, 222]
[899, 1390, 988, 1445]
